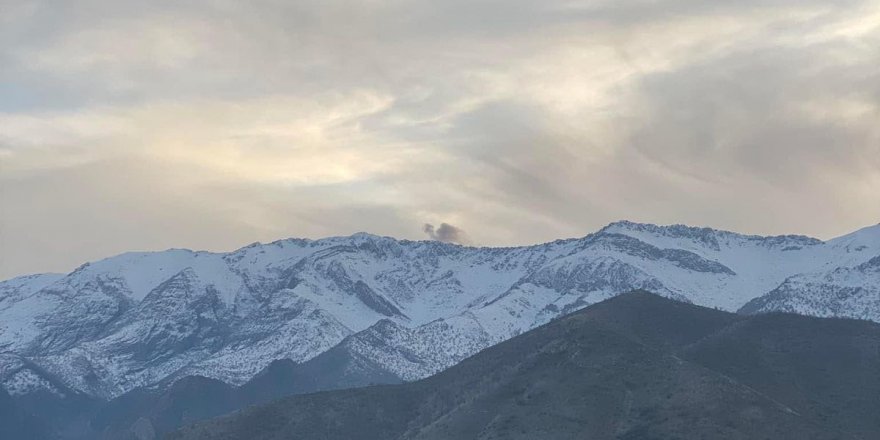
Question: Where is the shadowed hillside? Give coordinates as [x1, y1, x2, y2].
[89, 346, 403, 439]
[168, 291, 880, 440]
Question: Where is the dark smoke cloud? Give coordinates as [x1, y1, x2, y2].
[423, 223, 470, 244]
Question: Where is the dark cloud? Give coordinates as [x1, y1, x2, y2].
[423, 223, 470, 244]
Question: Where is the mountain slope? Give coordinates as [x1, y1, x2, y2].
[685, 312, 880, 439]
[1, 221, 879, 403]
[740, 255, 880, 319]
[88, 344, 406, 439]
[0, 387, 49, 440]
[169, 292, 879, 440]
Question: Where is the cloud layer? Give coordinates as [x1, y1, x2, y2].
[1, 0, 879, 278]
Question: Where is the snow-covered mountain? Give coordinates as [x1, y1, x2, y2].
[739, 255, 880, 319]
[1, 221, 878, 400]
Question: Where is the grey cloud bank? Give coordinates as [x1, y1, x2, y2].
[1, 0, 879, 278]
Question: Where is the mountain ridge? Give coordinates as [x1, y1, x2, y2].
[1, 220, 878, 405]
[13, 219, 866, 280]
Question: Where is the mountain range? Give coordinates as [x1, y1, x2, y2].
[1, 220, 879, 437]
[168, 292, 880, 440]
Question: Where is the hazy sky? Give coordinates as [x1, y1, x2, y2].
[1, 0, 879, 279]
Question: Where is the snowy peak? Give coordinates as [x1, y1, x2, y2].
[579, 232, 736, 275]
[2, 220, 880, 400]
[828, 223, 880, 251]
[599, 220, 728, 251]
[58, 249, 244, 303]
[599, 220, 823, 252]
[739, 259, 880, 321]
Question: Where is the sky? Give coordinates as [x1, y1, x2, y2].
[1, 0, 879, 279]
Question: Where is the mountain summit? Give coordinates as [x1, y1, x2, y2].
[1, 221, 878, 404]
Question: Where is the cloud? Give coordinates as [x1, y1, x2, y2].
[0, 154, 424, 279]
[1, 0, 879, 278]
[423, 223, 470, 244]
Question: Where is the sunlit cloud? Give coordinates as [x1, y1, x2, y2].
[1, 0, 878, 278]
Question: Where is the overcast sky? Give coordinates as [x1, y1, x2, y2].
[1, 0, 879, 278]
